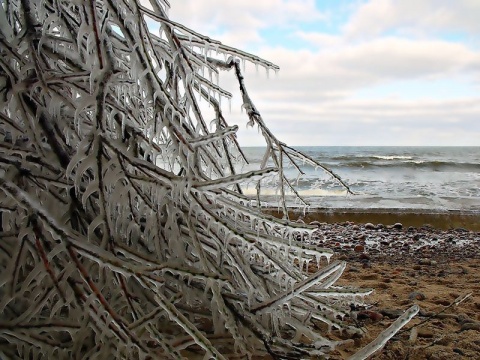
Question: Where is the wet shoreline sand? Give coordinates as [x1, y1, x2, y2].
[266, 207, 480, 231]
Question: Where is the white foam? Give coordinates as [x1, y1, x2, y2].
[373, 155, 413, 160]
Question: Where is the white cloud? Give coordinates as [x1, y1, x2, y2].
[234, 96, 480, 146]
[242, 39, 479, 102]
[333, 37, 479, 79]
[169, 0, 325, 47]
[345, 0, 480, 39]
[294, 31, 343, 48]
[164, 1, 480, 146]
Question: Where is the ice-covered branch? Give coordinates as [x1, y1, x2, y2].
[0, 0, 415, 358]
[228, 59, 353, 217]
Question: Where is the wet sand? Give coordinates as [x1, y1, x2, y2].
[268, 208, 480, 231]
[334, 258, 480, 359]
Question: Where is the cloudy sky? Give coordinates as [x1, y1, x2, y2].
[168, 1, 480, 146]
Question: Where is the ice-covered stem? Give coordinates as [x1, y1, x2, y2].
[228, 58, 352, 217]
[348, 305, 420, 360]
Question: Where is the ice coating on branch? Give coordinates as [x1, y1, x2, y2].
[349, 305, 420, 360]
[0, 0, 416, 358]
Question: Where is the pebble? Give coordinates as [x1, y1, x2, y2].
[310, 221, 479, 266]
[364, 223, 375, 230]
[393, 222, 403, 229]
[360, 273, 379, 280]
[460, 322, 480, 332]
[417, 328, 435, 338]
[357, 310, 383, 322]
[355, 233, 366, 241]
[436, 336, 452, 346]
[379, 308, 404, 318]
[354, 244, 365, 253]
[419, 258, 436, 266]
[408, 291, 426, 301]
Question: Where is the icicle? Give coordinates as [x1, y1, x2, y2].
[349, 305, 419, 360]
[204, 44, 209, 62]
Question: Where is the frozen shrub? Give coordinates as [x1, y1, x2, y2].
[0, 1, 417, 358]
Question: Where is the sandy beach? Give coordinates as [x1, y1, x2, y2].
[294, 211, 480, 359]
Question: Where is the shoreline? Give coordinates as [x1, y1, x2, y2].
[265, 207, 480, 231]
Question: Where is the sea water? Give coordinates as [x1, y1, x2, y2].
[239, 146, 480, 212]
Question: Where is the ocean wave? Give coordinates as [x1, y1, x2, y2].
[319, 155, 413, 162]
[334, 160, 480, 170]
[373, 155, 413, 160]
[242, 187, 349, 197]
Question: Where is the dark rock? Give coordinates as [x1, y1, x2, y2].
[355, 233, 366, 241]
[393, 222, 403, 230]
[357, 310, 383, 322]
[360, 273, 378, 280]
[419, 258, 435, 266]
[359, 253, 370, 260]
[354, 244, 365, 253]
[379, 309, 404, 318]
[436, 270, 447, 277]
[417, 328, 434, 338]
[361, 261, 371, 268]
[409, 291, 426, 301]
[457, 314, 475, 325]
[364, 223, 375, 230]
